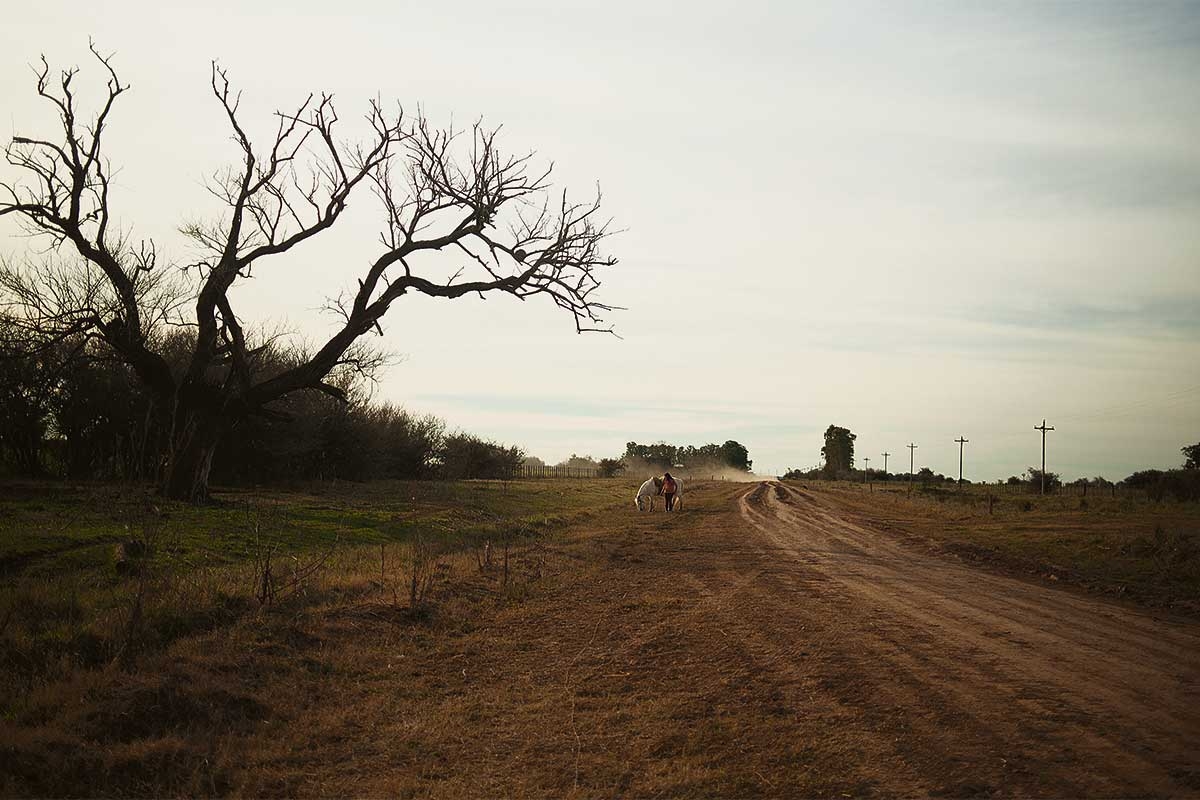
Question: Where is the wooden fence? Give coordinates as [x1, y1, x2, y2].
[973, 481, 1142, 499]
[513, 464, 605, 480]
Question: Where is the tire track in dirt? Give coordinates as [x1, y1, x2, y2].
[768, 484, 1200, 717]
[776, 484, 1193, 652]
[656, 485, 930, 794]
[775, 483, 1200, 730]
[735, 480, 1200, 796]
[735, 484, 1059, 794]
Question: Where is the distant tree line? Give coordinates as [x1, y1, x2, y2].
[1121, 454, 1200, 502]
[0, 328, 523, 484]
[525, 442, 753, 478]
[621, 440, 753, 474]
[782, 423, 1200, 502]
[780, 465, 958, 484]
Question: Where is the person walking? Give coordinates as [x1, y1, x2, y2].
[661, 471, 678, 512]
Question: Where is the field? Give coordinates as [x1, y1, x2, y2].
[2, 478, 1198, 796]
[0, 479, 627, 699]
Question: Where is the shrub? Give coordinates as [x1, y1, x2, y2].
[597, 458, 625, 478]
[1124, 525, 1196, 577]
[437, 433, 524, 480]
[1025, 468, 1061, 493]
[1123, 469, 1200, 503]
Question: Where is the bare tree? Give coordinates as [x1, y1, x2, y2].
[1, 44, 618, 500]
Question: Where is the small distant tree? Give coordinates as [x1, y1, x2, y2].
[557, 453, 598, 470]
[1025, 467, 1061, 493]
[624, 441, 678, 469]
[820, 425, 856, 478]
[438, 433, 523, 480]
[718, 440, 752, 472]
[597, 457, 625, 477]
[781, 466, 819, 480]
[916, 466, 935, 485]
[1183, 442, 1200, 470]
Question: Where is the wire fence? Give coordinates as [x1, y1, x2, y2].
[793, 477, 1149, 500]
[509, 465, 1152, 500]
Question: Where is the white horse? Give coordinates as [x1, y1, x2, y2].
[634, 476, 684, 511]
[635, 477, 661, 511]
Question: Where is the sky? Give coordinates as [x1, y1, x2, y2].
[2, 1, 1198, 480]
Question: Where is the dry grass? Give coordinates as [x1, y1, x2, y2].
[5, 478, 1197, 797]
[0, 510, 600, 796]
[3, 481, 850, 797]
[0, 478, 637, 797]
[0, 479, 628, 696]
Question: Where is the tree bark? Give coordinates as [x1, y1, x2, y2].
[161, 404, 229, 503]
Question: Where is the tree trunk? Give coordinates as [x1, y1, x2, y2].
[12, 437, 44, 478]
[161, 408, 227, 503]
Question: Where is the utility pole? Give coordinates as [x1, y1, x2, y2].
[864, 456, 871, 490]
[881, 451, 890, 481]
[1034, 419, 1054, 495]
[954, 436, 968, 492]
[907, 443, 917, 494]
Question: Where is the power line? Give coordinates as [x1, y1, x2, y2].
[964, 384, 1200, 444]
[907, 443, 918, 494]
[955, 436, 969, 491]
[1053, 384, 1200, 424]
[1034, 420, 1054, 494]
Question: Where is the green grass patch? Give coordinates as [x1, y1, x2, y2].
[0, 477, 633, 706]
[0, 479, 626, 573]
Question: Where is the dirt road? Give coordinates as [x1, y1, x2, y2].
[180, 480, 1200, 796]
[729, 481, 1200, 796]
